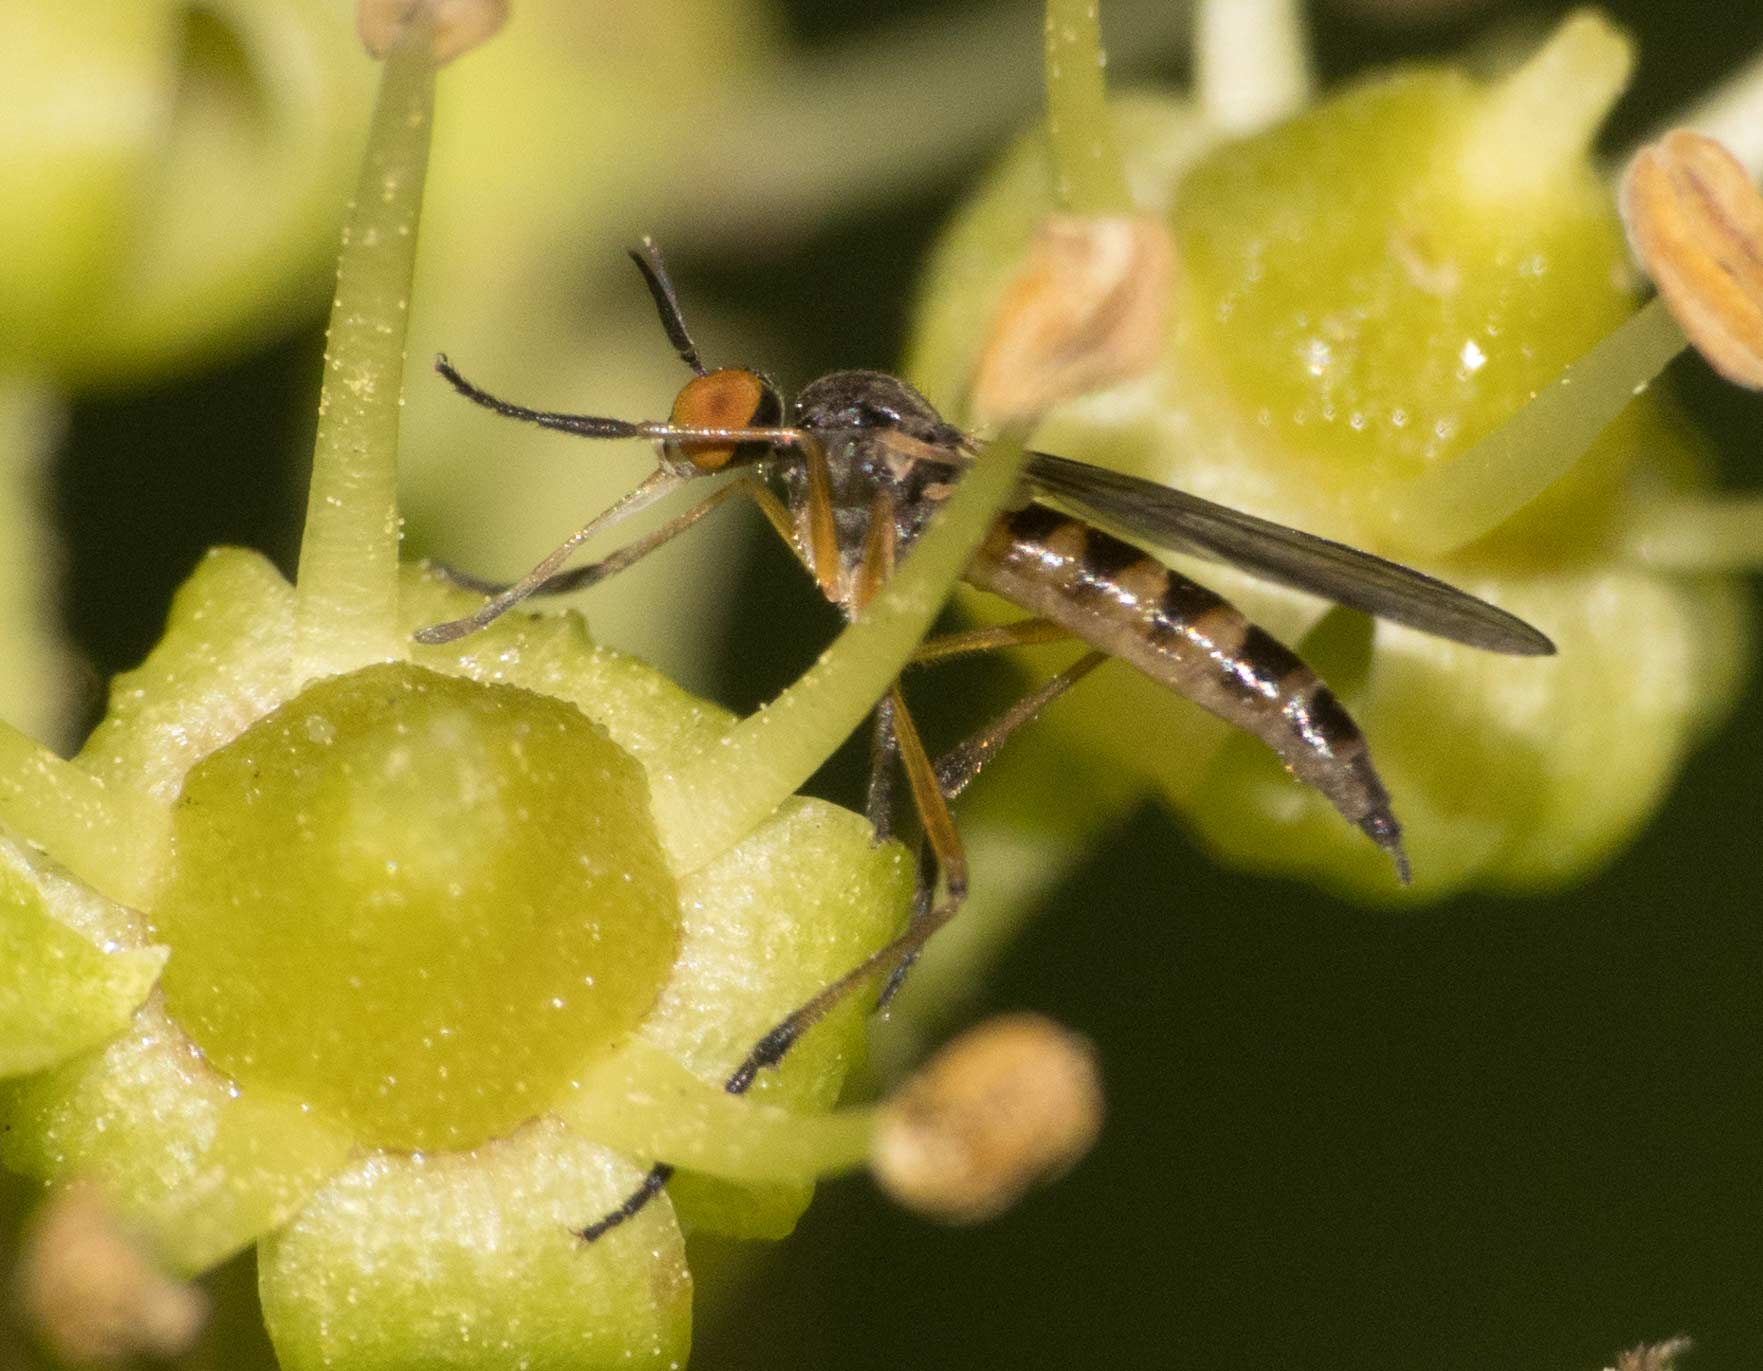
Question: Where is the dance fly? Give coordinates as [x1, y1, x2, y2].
[415, 239, 1555, 1236]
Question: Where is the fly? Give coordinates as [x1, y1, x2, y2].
[416, 238, 1555, 1237]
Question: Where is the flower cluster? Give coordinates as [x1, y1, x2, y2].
[905, 8, 1755, 909]
[0, 15, 1073, 1367]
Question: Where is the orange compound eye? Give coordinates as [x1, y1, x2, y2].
[666, 368, 783, 470]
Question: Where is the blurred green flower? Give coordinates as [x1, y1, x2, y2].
[0, 1, 371, 384]
[904, 8, 1752, 916]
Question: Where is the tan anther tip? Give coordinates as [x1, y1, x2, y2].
[358, 0, 509, 64]
[971, 213, 1174, 426]
[15, 1184, 209, 1365]
[872, 1012, 1103, 1225]
[1607, 1335, 1694, 1371]
[1621, 129, 1763, 390]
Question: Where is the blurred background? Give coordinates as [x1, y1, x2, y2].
[5, 0, 1763, 1367]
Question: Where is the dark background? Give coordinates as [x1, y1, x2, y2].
[52, 2, 1763, 1368]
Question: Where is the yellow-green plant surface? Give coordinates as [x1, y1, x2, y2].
[908, 16, 1750, 905]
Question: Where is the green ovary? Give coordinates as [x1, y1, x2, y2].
[1172, 71, 1634, 541]
[151, 661, 679, 1153]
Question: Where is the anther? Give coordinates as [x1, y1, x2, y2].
[358, 0, 508, 63]
[1621, 128, 1763, 390]
[871, 1013, 1103, 1224]
[17, 1185, 209, 1365]
[970, 214, 1174, 425]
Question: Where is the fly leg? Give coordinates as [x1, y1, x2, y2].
[577, 641, 1112, 1241]
[866, 694, 902, 844]
[873, 645, 1107, 1008]
[418, 475, 802, 643]
[933, 649, 1107, 800]
[908, 617, 1072, 665]
[581, 605, 1093, 1241]
[861, 615, 1072, 875]
[577, 685, 966, 1242]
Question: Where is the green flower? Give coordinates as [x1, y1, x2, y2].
[0, 20, 1035, 1368]
[904, 8, 1753, 910]
[0, 0, 372, 384]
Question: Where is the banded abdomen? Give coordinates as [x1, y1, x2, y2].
[967, 502, 1409, 879]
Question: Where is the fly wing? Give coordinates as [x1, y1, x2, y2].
[1024, 450, 1555, 656]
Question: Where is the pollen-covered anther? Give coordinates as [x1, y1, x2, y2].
[16, 1184, 209, 1366]
[970, 214, 1174, 425]
[358, 0, 508, 64]
[1621, 128, 1763, 390]
[871, 1013, 1104, 1224]
[1605, 1335, 1695, 1371]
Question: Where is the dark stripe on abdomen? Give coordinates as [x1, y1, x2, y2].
[968, 508, 1402, 865]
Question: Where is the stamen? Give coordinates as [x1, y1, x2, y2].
[357, 0, 507, 64]
[1394, 297, 1687, 557]
[17, 1185, 208, 1366]
[971, 214, 1174, 425]
[1621, 128, 1763, 390]
[556, 1039, 876, 1185]
[292, 14, 436, 680]
[1043, 0, 1130, 214]
[871, 1013, 1103, 1224]
[1194, 0, 1312, 134]
[1604, 1337, 1694, 1371]
[1639, 47, 1763, 182]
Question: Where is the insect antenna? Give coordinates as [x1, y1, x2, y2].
[434, 355, 643, 439]
[413, 467, 689, 644]
[628, 236, 708, 376]
[436, 354, 802, 453]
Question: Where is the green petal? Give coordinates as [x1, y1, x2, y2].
[904, 92, 1218, 412]
[259, 1119, 692, 1371]
[78, 547, 297, 802]
[402, 565, 734, 769]
[0, 840, 164, 1078]
[632, 797, 911, 1237]
[0, 1002, 350, 1274]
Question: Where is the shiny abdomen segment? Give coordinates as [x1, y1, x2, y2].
[966, 503, 1405, 871]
